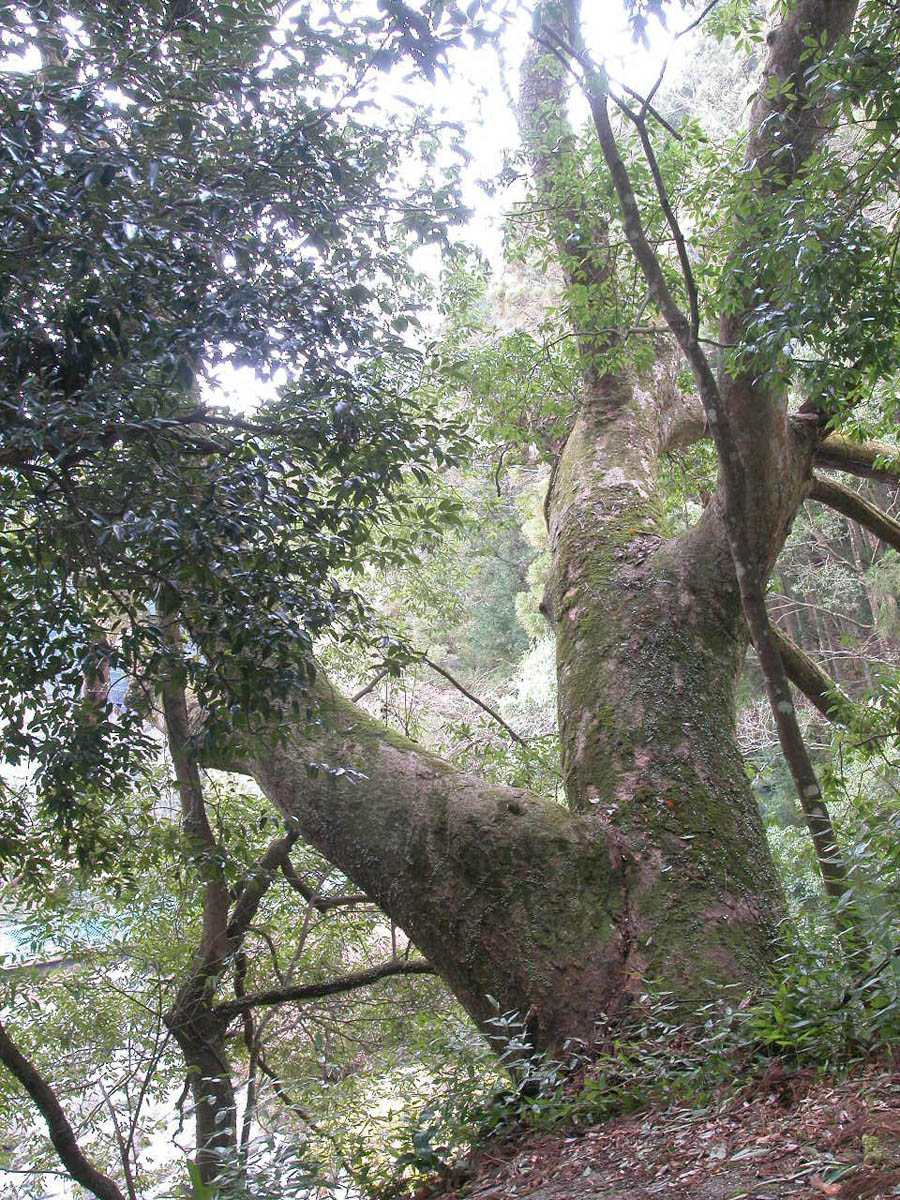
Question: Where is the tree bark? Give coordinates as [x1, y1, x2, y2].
[246, 644, 780, 1056]
[232, 0, 869, 1053]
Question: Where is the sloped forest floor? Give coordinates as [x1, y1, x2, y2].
[420, 1062, 900, 1200]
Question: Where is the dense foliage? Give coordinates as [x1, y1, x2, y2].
[0, 0, 475, 871]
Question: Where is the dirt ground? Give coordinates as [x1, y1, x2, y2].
[422, 1062, 900, 1200]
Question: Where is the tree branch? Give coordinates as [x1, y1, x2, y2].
[280, 860, 369, 912]
[352, 669, 388, 702]
[422, 657, 527, 747]
[256, 1054, 320, 1129]
[159, 614, 230, 970]
[609, 91, 699, 337]
[814, 435, 900, 484]
[213, 959, 435, 1021]
[227, 827, 300, 947]
[0, 1019, 127, 1200]
[809, 474, 900, 553]
[570, 0, 856, 912]
[770, 625, 855, 725]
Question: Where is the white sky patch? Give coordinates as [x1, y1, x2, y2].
[204, 361, 284, 413]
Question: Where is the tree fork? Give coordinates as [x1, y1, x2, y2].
[564, 0, 861, 921]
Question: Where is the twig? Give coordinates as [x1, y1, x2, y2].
[675, 0, 724, 41]
[839, 943, 900, 1007]
[99, 1081, 137, 1200]
[616, 81, 682, 140]
[422, 657, 527, 747]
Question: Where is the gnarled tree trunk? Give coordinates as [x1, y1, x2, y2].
[248, 394, 785, 1054]
[238, 0, 860, 1056]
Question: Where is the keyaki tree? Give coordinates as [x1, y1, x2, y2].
[243, 0, 900, 1049]
[5, 0, 900, 1191]
[241, 0, 900, 1048]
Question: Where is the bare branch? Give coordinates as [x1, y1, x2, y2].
[351, 669, 388, 702]
[610, 92, 699, 337]
[98, 1081, 137, 1200]
[615, 81, 682, 141]
[422, 657, 527, 747]
[280, 860, 369, 912]
[0, 1019, 127, 1200]
[809, 474, 900, 553]
[213, 959, 435, 1020]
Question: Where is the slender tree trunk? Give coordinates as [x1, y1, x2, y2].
[166, 992, 237, 1184]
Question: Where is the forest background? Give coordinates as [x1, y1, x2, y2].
[3, 0, 900, 1197]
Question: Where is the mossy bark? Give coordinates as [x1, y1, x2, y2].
[246, 371, 789, 1054]
[239, 0, 851, 1059]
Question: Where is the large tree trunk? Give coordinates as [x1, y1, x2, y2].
[246, 386, 796, 1055]
[241, 0, 859, 1056]
[246, 373, 790, 1058]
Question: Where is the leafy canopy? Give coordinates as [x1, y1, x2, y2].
[0, 0, 485, 871]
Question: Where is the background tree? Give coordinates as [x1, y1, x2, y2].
[0, 0, 486, 1190]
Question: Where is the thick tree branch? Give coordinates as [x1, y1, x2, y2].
[0, 1020, 127, 1200]
[160, 617, 240, 1183]
[770, 625, 855, 725]
[213, 959, 435, 1021]
[809, 474, 900, 553]
[656, 388, 708, 455]
[744, 0, 858, 192]
[814, 435, 900, 484]
[519, 1, 616, 367]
